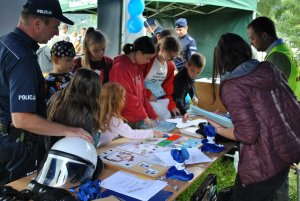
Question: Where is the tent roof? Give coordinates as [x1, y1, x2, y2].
[60, 0, 257, 14]
[144, 0, 256, 18]
[60, 0, 97, 14]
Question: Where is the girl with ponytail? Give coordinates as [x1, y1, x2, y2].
[110, 36, 158, 128]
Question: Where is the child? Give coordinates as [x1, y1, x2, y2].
[173, 53, 206, 122]
[47, 68, 102, 146]
[45, 41, 75, 101]
[141, 36, 181, 119]
[98, 83, 163, 146]
[110, 36, 158, 128]
[72, 27, 112, 84]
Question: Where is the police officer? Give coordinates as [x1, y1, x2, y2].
[144, 18, 163, 44]
[174, 18, 197, 72]
[0, 0, 93, 185]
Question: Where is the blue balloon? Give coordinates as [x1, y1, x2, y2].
[128, 0, 145, 16]
[127, 16, 143, 33]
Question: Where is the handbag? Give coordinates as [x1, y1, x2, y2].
[190, 174, 217, 201]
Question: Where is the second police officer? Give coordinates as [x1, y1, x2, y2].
[174, 18, 197, 72]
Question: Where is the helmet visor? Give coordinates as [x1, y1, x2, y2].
[36, 151, 95, 189]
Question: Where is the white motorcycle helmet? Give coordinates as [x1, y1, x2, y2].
[35, 137, 103, 189]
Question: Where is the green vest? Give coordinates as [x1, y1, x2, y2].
[266, 43, 300, 101]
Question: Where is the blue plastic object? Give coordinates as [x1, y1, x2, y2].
[166, 148, 194, 181]
[166, 166, 194, 181]
[70, 180, 101, 201]
[127, 16, 143, 33]
[128, 0, 145, 16]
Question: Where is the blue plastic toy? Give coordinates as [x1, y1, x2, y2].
[166, 147, 194, 181]
[201, 125, 225, 153]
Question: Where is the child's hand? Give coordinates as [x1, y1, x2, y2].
[171, 107, 181, 117]
[153, 130, 163, 138]
[182, 113, 190, 123]
[144, 117, 155, 127]
[149, 95, 157, 102]
[192, 97, 198, 105]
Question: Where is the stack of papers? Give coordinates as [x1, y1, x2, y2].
[101, 171, 168, 201]
[165, 118, 207, 128]
[180, 127, 202, 138]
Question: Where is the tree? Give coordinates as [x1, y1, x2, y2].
[257, 0, 300, 61]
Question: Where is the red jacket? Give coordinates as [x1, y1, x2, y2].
[110, 55, 158, 123]
[72, 55, 113, 84]
[220, 61, 300, 185]
[140, 56, 176, 111]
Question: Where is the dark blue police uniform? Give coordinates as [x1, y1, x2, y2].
[174, 18, 197, 71]
[151, 26, 162, 44]
[0, 28, 46, 185]
[174, 34, 197, 71]
[144, 18, 162, 44]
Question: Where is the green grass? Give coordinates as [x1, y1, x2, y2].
[177, 157, 298, 201]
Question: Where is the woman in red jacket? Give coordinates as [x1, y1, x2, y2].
[210, 33, 300, 201]
[110, 36, 158, 128]
[72, 27, 112, 84]
[141, 36, 181, 119]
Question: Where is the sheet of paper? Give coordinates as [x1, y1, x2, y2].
[144, 80, 166, 98]
[138, 120, 176, 133]
[165, 118, 207, 128]
[190, 105, 233, 128]
[180, 127, 203, 139]
[116, 141, 167, 155]
[155, 120, 177, 132]
[149, 98, 171, 119]
[154, 148, 212, 166]
[100, 171, 168, 201]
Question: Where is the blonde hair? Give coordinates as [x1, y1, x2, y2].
[99, 82, 126, 132]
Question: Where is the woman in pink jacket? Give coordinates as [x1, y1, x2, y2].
[210, 33, 300, 201]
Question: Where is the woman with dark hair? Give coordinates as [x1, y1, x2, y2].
[210, 33, 300, 201]
[48, 68, 102, 146]
[72, 27, 112, 84]
[110, 36, 158, 128]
